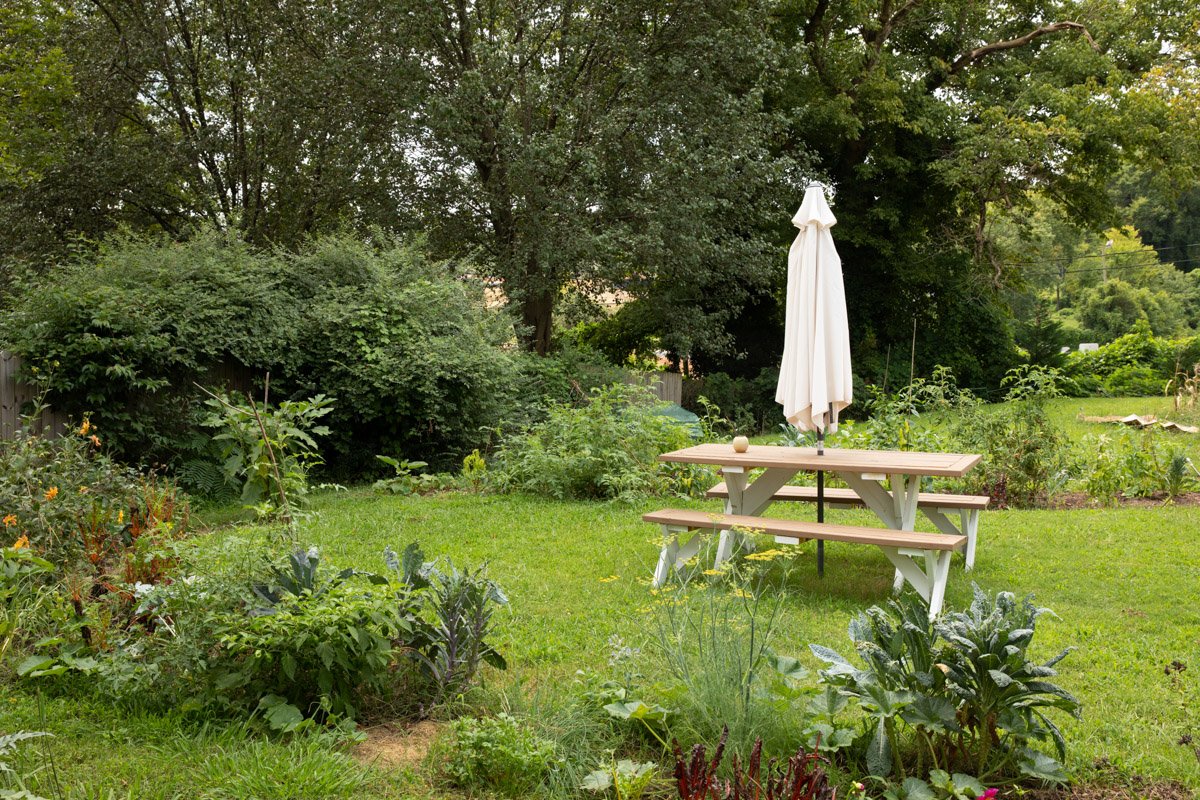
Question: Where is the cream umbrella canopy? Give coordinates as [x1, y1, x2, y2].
[775, 183, 852, 575]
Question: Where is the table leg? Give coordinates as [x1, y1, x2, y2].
[715, 467, 749, 568]
[715, 466, 796, 567]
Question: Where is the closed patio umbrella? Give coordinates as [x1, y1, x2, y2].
[775, 183, 853, 576]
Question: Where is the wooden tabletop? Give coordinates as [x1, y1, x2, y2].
[658, 443, 981, 478]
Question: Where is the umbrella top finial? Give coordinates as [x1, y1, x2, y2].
[793, 184, 836, 229]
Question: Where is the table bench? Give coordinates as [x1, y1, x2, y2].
[643, 508, 966, 618]
[705, 482, 988, 570]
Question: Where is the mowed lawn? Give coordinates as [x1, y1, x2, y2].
[7, 486, 1196, 798]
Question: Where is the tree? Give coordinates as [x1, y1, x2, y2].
[0, 0, 421, 260]
[762, 0, 1200, 384]
[400, 0, 795, 354]
[0, 0, 73, 187]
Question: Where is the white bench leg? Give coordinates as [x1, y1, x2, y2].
[923, 507, 975, 571]
[880, 547, 953, 620]
[654, 525, 708, 586]
[926, 550, 952, 617]
[653, 528, 681, 587]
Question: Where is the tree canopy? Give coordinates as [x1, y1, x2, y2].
[1, 0, 1197, 387]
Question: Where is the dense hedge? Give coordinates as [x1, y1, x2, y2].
[1063, 321, 1199, 396]
[0, 231, 519, 474]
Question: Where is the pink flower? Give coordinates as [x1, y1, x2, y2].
[977, 790, 998, 800]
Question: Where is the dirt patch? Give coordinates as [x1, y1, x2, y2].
[1045, 491, 1200, 510]
[353, 720, 443, 770]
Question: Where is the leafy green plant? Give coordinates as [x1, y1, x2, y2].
[201, 390, 333, 517]
[372, 456, 457, 496]
[411, 556, 509, 709]
[461, 449, 488, 490]
[493, 383, 694, 501]
[950, 366, 1068, 507]
[937, 588, 1079, 782]
[812, 586, 1079, 787]
[436, 713, 559, 797]
[0, 542, 53, 666]
[211, 579, 403, 719]
[583, 758, 660, 799]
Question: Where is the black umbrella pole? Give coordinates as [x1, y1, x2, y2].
[817, 428, 825, 578]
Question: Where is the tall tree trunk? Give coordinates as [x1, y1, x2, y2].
[521, 289, 554, 356]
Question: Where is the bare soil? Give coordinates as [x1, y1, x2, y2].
[1045, 491, 1200, 510]
[352, 720, 443, 770]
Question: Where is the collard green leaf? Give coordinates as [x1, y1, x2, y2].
[866, 718, 893, 777]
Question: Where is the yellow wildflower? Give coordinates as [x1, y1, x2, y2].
[79, 486, 89, 494]
[43, 486, 59, 501]
[2, 514, 16, 527]
[78, 419, 91, 436]
[730, 588, 751, 599]
[89, 435, 101, 447]
[12, 535, 29, 550]
[702, 569, 723, 576]
[117, 510, 124, 525]
[598, 575, 619, 583]
[745, 548, 788, 561]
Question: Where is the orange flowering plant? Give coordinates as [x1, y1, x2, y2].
[1, 536, 54, 665]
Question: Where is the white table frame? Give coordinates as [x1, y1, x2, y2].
[654, 445, 982, 613]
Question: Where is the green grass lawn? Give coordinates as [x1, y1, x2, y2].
[6, 486, 1199, 798]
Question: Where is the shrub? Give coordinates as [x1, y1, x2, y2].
[949, 366, 1068, 507]
[0, 230, 300, 461]
[1103, 364, 1164, 397]
[510, 342, 629, 423]
[493, 384, 696, 501]
[811, 587, 1079, 790]
[1063, 322, 1199, 397]
[436, 713, 559, 797]
[212, 578, 404, 719]
[0, 231, 520, 475]
[288, 238, 519, 473]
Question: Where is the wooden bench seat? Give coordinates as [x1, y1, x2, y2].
[643, 509, 966, 617]
[705, 483, 988, 510]
[705, 482, 987, 570]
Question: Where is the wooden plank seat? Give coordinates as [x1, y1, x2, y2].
[705, 482, 988, 570]
[643, 508, 966, 618]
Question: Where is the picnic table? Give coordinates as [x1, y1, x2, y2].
[644, 444, 985, 617]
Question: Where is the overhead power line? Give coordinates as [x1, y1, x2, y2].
[999, 240, 1200, 267]
[1022, 254, 1200, 278]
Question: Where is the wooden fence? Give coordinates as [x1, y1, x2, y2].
[626, 371, 683, 404]
[1, 351, 70, 439]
